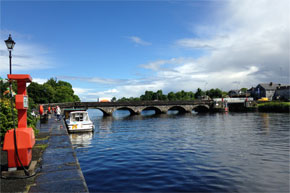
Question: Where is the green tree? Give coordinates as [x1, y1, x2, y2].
[28, 78, 80, 103]
[46, 78, 58, 88]
[111, 97, 117, 102]
[206, 88, 222, 99]
[195, 88, 205, 99]
[168, 92, 177, 101]
[43, 83, 55, 102]
[140, 91, 154, 101]
[240, 88, 248, 94]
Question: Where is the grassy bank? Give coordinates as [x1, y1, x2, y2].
[258, 102, 290, 113]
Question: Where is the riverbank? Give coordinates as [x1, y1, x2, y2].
[257, 101, 290, 113]
[1, 115, 88, 192]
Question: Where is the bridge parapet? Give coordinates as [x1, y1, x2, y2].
[42, 100, 214, 116]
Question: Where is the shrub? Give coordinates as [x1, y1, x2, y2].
[258, 102, 290, 113]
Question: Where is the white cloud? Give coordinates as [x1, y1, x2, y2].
[128, 36, 152, 46]
[32, 78, 48, 84]
[0, 32, 54, 75]
[26, 0, 287, 101]
[175, 0, 289, 85]
[57, 75, 127, 85]
[94, 0, 289, 99]
[73, 87, 93, 95]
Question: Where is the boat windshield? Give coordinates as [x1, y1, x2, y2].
[71, 113, 89, 122]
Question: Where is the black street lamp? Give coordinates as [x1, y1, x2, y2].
[4, 34, 16, 74]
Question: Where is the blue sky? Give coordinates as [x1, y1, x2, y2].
[1, 0, 289, 101]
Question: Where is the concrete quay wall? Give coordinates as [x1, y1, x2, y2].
[28, 116, 89, 192]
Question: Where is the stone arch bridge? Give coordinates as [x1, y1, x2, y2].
[43, 100, 219, 116]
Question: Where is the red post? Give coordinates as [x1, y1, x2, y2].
[3, 74, 35, 169]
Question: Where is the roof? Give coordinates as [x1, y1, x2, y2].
[228, 90, 240, 93]
[63, 108, 86, 111]
[70, 111, 88, 114]
[8, 74, 32, 82]
[257, 83, 280, 90]
[277, 85, 290, 90]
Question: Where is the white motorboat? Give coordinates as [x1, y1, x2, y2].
[66, 111, 95, 133]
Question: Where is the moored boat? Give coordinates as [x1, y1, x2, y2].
[65, 110, 95, 133]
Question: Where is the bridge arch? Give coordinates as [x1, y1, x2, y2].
[168, 106, 188, 114]
[93, 107, 112, 116]
[141, 106, 162, 115]
[192, 105, 210, 113]
[116, 107, 137, 115]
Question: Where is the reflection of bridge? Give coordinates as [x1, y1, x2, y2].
[43, 100, 218, 116]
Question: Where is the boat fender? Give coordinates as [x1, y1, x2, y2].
[39, 105, 44, 115]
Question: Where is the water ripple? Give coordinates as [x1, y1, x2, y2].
[72, 112, 289, 192]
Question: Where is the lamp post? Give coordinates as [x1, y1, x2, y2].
[4, 34, 16, 75]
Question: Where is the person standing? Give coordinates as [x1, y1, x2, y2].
[56, 106, 61, 121]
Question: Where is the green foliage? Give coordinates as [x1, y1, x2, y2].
[258, 102, 290, 113]
[0, 98, 18, 139]
[119, 89, 197, 102]
[240, 88, 248, 94]
[27, 78, 80, 104]
[0, 97, 39, 143]
[0, 77, 79, 143]
[111, 97, 117, 102]
[195, 88, 205, 99]
[206, 88, 223, 99]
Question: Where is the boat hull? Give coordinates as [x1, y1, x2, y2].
[68, 128, 94, 133]
[66, 122, 95, 133]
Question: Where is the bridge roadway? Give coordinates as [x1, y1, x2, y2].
[43, 100, 220, 116]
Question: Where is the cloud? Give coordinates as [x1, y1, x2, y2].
[0, 31, 54, 74]
[175, 0, 289, 84]
[73, 87, 93, 95]
[32, 78, 48, 84]
[57, 75, 128, 85]
[128, 36, 152, 46]
[140, 58, 195, 72]
[87, 0, 289, 100]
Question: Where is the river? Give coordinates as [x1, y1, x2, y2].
[69, 110, 289, 192]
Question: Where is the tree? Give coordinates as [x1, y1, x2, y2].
[46, 78, 58, 88]
[195, 88, 205, 99]
[27, 82, 49, 104]
[168, 92, 176, 101]
[206, 88, 222, 99]
[240, 88, 248, 94]
[27, 78, 80, 103]
[140, 91, 154, 101]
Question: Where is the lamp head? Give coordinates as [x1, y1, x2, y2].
[4, 34, 16, 51]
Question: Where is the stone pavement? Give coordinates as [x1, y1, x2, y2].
[1, 115, 88, 192]
[28, 116, 89, 192]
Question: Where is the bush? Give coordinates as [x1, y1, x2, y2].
[258, 102, 290, 113]
[0, 98, 38, 143]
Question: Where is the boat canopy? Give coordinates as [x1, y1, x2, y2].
[70, 111, 89, 122]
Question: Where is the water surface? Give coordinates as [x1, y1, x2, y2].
[70, 111, 289, 192]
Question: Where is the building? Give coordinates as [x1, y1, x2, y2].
[228, 90, 241, 97]
[273, 85, 290, 101]
[228, 89, 250, 98]
[254, 82, 280, 100]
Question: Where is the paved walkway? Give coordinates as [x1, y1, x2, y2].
[28, 116, 89, 192]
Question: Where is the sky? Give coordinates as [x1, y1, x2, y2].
[0, 0, 289, 101]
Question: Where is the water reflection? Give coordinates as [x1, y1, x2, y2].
[95, 116, 114, 137]
[260, 113, 270, 133]
[74, 112, 289, 193]
[69, 132, 93, 148]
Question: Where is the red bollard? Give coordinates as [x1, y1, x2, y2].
[3, 74, 35, 169]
